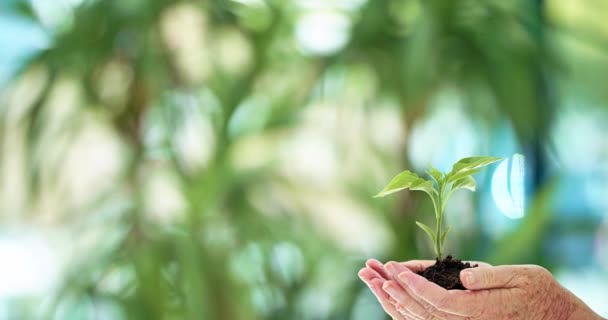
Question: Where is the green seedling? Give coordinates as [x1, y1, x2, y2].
[375, 156, 503, 260]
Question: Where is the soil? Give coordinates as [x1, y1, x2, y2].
[417, 255, 477, 290]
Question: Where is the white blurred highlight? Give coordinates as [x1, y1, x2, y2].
[491, 154, 525, 219]
[557, 268, 608, 318]
[296, 11, 351, 55]
[160, 3, 211, 84]
[0, 232, 60, 297]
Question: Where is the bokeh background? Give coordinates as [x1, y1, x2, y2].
[1, 0, 607, 319]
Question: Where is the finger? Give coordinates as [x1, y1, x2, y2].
[398, 270, 447, 302]
[359, 267, 383, 283]
[394, 304, 420, 320]
[388, 294, 420, 320]
[385, 261, 410, 280]
[460, 265, 523, 290]
[384, 280, 437, 320]
[366, 259, 390, 280]
[401, 269, 492, 318]
[386, 262, 434, 319]
[368, 278, 407, 320]
[391, 267, 461, 319]
[398, 270, 473, 316]
[398, 260, 436, 273]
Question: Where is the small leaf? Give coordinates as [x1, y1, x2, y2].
[440, 225, 451, 246]
[451, 175, 476, 192]
[426, 165, 443, 184]
[446, 156, 502, 183]
[447, 168, 480, 183]
[415, 221, 436, 243]
[451, 156, 503, 173]
[374, 170, 429, 197]
[410, 179, 435, 197]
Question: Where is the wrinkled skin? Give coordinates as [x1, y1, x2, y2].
[358, 259, 603, 320]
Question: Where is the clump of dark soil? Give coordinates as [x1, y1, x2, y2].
[417, 255, 477, 290]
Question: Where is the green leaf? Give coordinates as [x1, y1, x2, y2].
[415, 221, 436, 243]
[451, 156, 503, 173]
[410, 179, 435, 197]
[440, 225, 451, 246]
[374, 170, 433, 197]
[375, 156, 502, 261]
[447, 168, 480, 183]
[446, 156, 502, 183]
[451, 175, 476, 192]
[426, 165, 443, 184]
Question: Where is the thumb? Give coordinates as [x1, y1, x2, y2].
[460, 265, 521, 290]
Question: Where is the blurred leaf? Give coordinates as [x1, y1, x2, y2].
[451, 175, 476, 192]
[446, 168, 481, 184]
[1, 0, 36, 19]
[415, 221, 436, 243]
[426, 165, 443, 184]
[2, 0, 603, 318]
[440, 225, 451, 246]
[375, 171, 434, 198]
[451, 156, 503, 172]
[447, 156, 502, 182]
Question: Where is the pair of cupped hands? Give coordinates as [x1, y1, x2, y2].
[358, 258, 603, 320]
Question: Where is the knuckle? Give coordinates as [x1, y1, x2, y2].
[527, 265, 553, 282]
[502, 271, 519, 288]
[482, 270, 495, 286]
[403, 301, 417, 312]
[512, 265, 546, 287]
[423, 312, 436, 320]
[535, 266, 552, 279]
[395, 304, 407, 314]
[421, 302, 439, 319]
[421, 294, 448, 319]
[397, 306, 416, 320]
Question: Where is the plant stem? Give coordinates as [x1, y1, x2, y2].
[435, 192, 443, 261]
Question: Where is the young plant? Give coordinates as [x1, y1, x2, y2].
[375, 156, 503, 261]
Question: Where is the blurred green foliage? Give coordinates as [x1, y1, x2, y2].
[1, 0, 607, 319]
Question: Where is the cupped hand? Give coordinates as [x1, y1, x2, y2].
[359, 259, 603, 320]
[358, 259, 489, 320]
[358, 259, 415, 319]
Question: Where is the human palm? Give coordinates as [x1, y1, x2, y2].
[358, 259, 602, 320]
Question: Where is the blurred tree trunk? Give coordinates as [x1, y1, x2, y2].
[526, 0, 553, 266]
[527, 0, 552, 192]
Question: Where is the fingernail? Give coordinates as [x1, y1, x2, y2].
[463, 270, 475, 285]
[358, 268, 365, 277]
[366, 259, 381, 267]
